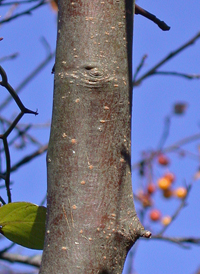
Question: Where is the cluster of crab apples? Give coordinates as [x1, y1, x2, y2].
[137, 153, 188, 225]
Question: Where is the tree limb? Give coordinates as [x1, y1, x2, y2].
[135, 4, 170, 31]
[133, 32, 200, 86]
[0, 252, 41, 268]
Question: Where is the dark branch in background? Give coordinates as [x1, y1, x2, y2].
[2, 138, 11, 203]
[0, 0, 46, 25]
[157, 115, 171, 150]
[40, 193, 47, 206]
[8, 143, 48, 173]
[0, 243, 15, 255]
[151, 235, 200, 248]
[154, 71, 200, 80]
[0, 196, 6, 205]
[0, 66, 37, 203]
[5, 124, 33, 149]
[164, 133, 200, 154]
[0, 46, 55, 111]
[133, 32, 200, 86]
[0, 66, 37, 126]
[0, 252, 41, 268]
[132, 133, 200, 171]
[132, 54, 147, 83]
[0, 0, 40, 6]
[0, 116, 42, 150]
[135, 4, 170, 31]
[0, 52, 19, 63]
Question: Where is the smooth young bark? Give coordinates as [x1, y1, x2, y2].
[40, 1, 150, 273]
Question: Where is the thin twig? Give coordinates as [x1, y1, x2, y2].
[0, 66, 37, 202]
[0, 0, 40, 6]
[133, 32, 200, 86]
[0, 50, 55, 111]
[5, 124, 32, 149]
[0, 252, 41, 268]
[40, 194, 47, 206]
[3, 112, 24, 138]
[0, 67, 38, 117]
[2, 138, 11, 203]
[0, 243, 15, 255]
[8, 144, 48, 173]
[0, 115, 42, 149]
[151, 235, 200, 248]
[133, 54, 148, 83]
[164, 133, 200, 154]
[157, 115, 171, 150]
[135, 4, 170, 31]
[0, 196, 6, 204]
[154, 71, 200, 80]
[0, 0, 46, 25]
[132, 133, 200, 170]
[0, 52, 19, 63]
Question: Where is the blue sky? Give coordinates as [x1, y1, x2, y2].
[0, 0, 199, 273]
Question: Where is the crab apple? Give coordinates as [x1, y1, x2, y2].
[147, 183, 156, 195]
[175, 187, 187, 199]
[157, 177, 172, 190]
[138, 191, 152, 207]
[149, 209, 161, 222]
[174, 103, 187, 115]
[164, 172, 175, 183]
[163, 188, 173, 198]
[161, 216, 172, 226]
[157, 154, 170, 166]
[142, 195, 152, 208]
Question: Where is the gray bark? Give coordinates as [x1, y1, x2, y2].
[39, 1, 150, 273]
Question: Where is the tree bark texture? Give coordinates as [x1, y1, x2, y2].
[40, 1, 150, 273]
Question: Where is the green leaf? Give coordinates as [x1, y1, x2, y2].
[0, 202, 46, 250]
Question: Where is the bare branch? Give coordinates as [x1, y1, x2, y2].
[133, 54, 148, 83]
[0, 116, 42, 149]
[8, 144, 48, 173]
[0, 0, 46, 25]
[0, 243, 16, 254]
[0, 66, 37, 202]
[133, 32, 200, 86]
[2, 138, 11, 203]
[0, 50, 55, 111]
[164, 133, 200, 154]
[0, 0, 40, 6]
[0, 252, 41, 268]
[0, 52, 19, 63]
[151, 235, 200, 248]
[0, 67, 38, 117]
[132, 133, 200, 171]
[154, 71, 200, 80]
[135, 4, 170, 31]
[157, 115, 171, 150]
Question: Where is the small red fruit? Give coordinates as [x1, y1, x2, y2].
[147, 183, 156, 194]
[149, 209, 161, 222]
[164, 172, 175, 183]
[174, 103, 187, 115]
[138, 191, 152, 207]
[157, 154, 170, 166]
[163, 189, 173, 198]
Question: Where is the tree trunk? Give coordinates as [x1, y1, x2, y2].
[40, 1, 150, 273]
